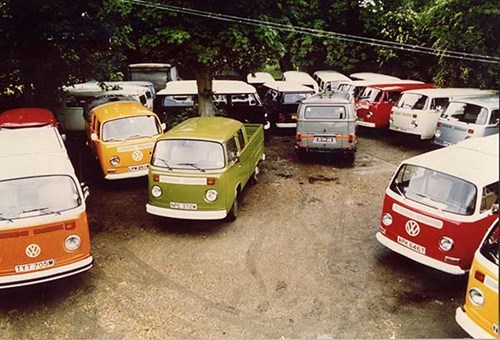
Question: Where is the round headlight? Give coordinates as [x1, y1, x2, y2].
[435, 129, 441, 138]
[439, 236, 454, 251]
[367, 111, 373, 118]
[110, 155, 120, 166]
[65, 235, 81, 251]
[205, 189, 218, 202]
[151, 185, 162, 198]
[468, 287, 485, 306]
[382, 213, 393, 226]
[410, 121, 418, 128]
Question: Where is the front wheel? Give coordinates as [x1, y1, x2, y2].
[226, 192, 239, 221]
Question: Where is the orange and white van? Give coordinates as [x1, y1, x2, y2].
[455, 219, 498, 338]
[0, 129, 92, 289]
[376, 134, 498, 275]
[86, 100, 165, 179]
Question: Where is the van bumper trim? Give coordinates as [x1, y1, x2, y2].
[105, 169, 148, 180]
[376, 231, 466, 275]
[455, 306, 494, 339]
[146, 204, 227, 220]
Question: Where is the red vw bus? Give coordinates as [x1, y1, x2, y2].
[0, 108, 59, 129]
[376, 134, 498, 275]
[356, 83, 433, 128]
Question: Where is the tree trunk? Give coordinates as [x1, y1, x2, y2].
[195, 66, 215, 117]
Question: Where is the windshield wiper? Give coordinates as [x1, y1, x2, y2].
[0, 214, 14, 222]
[411, 192, 445, 212]
[178, 162, 206, 172]
[393, 182, 406, 199]
[105, 137, 126, 142]
[153, 157, 172, 170]
[21, 207, 61, 216]
[127, 134, 149, 140]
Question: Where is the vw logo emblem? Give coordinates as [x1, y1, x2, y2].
[26, 244, 41, 258]
[132, 150, 143, 162]
[405, 220, 420, 237]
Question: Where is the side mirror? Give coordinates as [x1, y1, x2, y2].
[491, 203, 499, 214]
[81, 183, 90, 200]
[91, 133, 98, 142]
[61, 133, 67, 141]
[161, 123, 166, 131]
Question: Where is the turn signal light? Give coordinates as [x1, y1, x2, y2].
[65, 221, 76, 230]
[207, 178, 216, 185]
[296, 133, 302, 142]
[348, 134, 354, 143]
[467, 129, 474, 134]
[474, 270, 485, 283]
[153, 174, 159, 182]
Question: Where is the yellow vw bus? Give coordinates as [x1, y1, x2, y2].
[86, 100, 165, 180]
[455, 218, 498, 339]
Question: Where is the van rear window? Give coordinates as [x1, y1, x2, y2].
[304, 106, 346, 119]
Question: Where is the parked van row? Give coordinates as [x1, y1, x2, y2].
[0, 108, 92, 289]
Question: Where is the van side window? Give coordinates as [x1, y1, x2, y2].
[480, 182, 499, 212]
[140, 95, 147, 105]
[237, 129, 246, 150]
[488, 109, 499, 125]
[430, 98, 449, 111]
[226, 137, 239, 163]
[96, 120, 101, 138]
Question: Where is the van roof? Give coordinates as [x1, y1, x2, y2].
[349, 72, 400, 80]
[128, 63, 173, 69]
[448, 95, 499, 109]
[157, 80, 258, 95]
[399, 88, 495, 98]
[247, 72, 275, 84]
[0, 125, 66, 157]
[402, 134, 498, 187]
[365, 83, 432, 92]
[160, 117, 242, 142]
[313, 71, 350, 82]
[282, 71, 317, 83]
[262, 81, 316, 92]
[62, 82, 148, 96]
[92, 101, 157, 122]
[0, 153, 75, 181]
[0, 108, 58, 128]
[300, 91, 353, 104]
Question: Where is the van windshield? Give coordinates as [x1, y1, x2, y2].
[359, 88, 382, 102]
[152, 139, 225, 170]
[283, 93, 313, 104]
[0, 175, 80, 221]
[479, 221, 499, 266]
[304, 106, 346, 119]
[396, 94, 428, 110]
[443, 102, 490, 125]
[389, 164, 477, 215]
[102, 115, 161, 141]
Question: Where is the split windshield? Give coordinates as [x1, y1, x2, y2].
[0, 175, 80, 221]
[389, 164, 477, 215]
[102, 115, 161, 142]
[396, 94, 428, 110]
[152, 139, 225, 170]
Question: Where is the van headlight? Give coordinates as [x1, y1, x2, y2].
[205, 189, 218, 202]
[439, 236, 454, 251]
[110, 156, 120, 166]
[435, 129, 441, 138]
[410, 121, 418, 128]
[468, 288, 485, 306]
[65, 235, 81, 251]
[151, 185, 162, 198]
[382, 213, 393, 226]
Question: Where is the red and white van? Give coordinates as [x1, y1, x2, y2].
[376, 134, 498, 275]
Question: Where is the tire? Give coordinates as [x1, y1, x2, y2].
[226, 192, 239, 221]
[346, 152, 355, 164]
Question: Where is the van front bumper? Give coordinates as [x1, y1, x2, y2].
[146, 204, 227, 220]
[455, 306, 495, 339]
[0, 256, 93, 289]
[105, 169, 148, 180]
[376, 231, 466, 275]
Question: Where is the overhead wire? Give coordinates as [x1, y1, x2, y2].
[121, 0, 500, 64]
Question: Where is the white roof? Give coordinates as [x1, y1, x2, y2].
[445, 95, 499, 109]
[128, 63, 172, 69]
[313, 71, 350, 82]
[283, 71, 316, 83]
[0, 153, 76, 181]
[349, 72, 400, 81]
[247, 72, 275, 84]
[400, 88, 496, 98]
[262, 81, 316, 92]
[0, 125, 67, 157]
[402, 134, 498, 187]
[157, 80, 258, 95]
[62, 82, 148, 96]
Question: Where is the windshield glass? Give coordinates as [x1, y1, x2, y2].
[359, 88, 382, 102]
[443, 102, 489, 124]
[389, 164, 477, 215]
[304, 106, 346, 119]
[0, 175, 80, 221]
[102, 115, 161, 142]
[161, 95, 195, 107]
[480, 221, 499, 266]
[152, 139, 225, 170]
[396, 93, 428, 110]
[283, 92, 313, 104]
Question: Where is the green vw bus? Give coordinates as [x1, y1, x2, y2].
[146, 117, 265, 221]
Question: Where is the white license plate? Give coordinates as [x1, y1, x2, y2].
[128, 164, 148, 172]
[314, 137, 336, 143]
[15, 259, 55, 273]
[397, 236, 426, 254]
[170, 202, 198, 210]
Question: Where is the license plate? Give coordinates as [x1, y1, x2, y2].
[128, 164, 148, 172]
[397, 236, 426, 254]
[170, 202, 197, 210]
[15, 259, 55, 273]
[314, 137, 336, 143]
